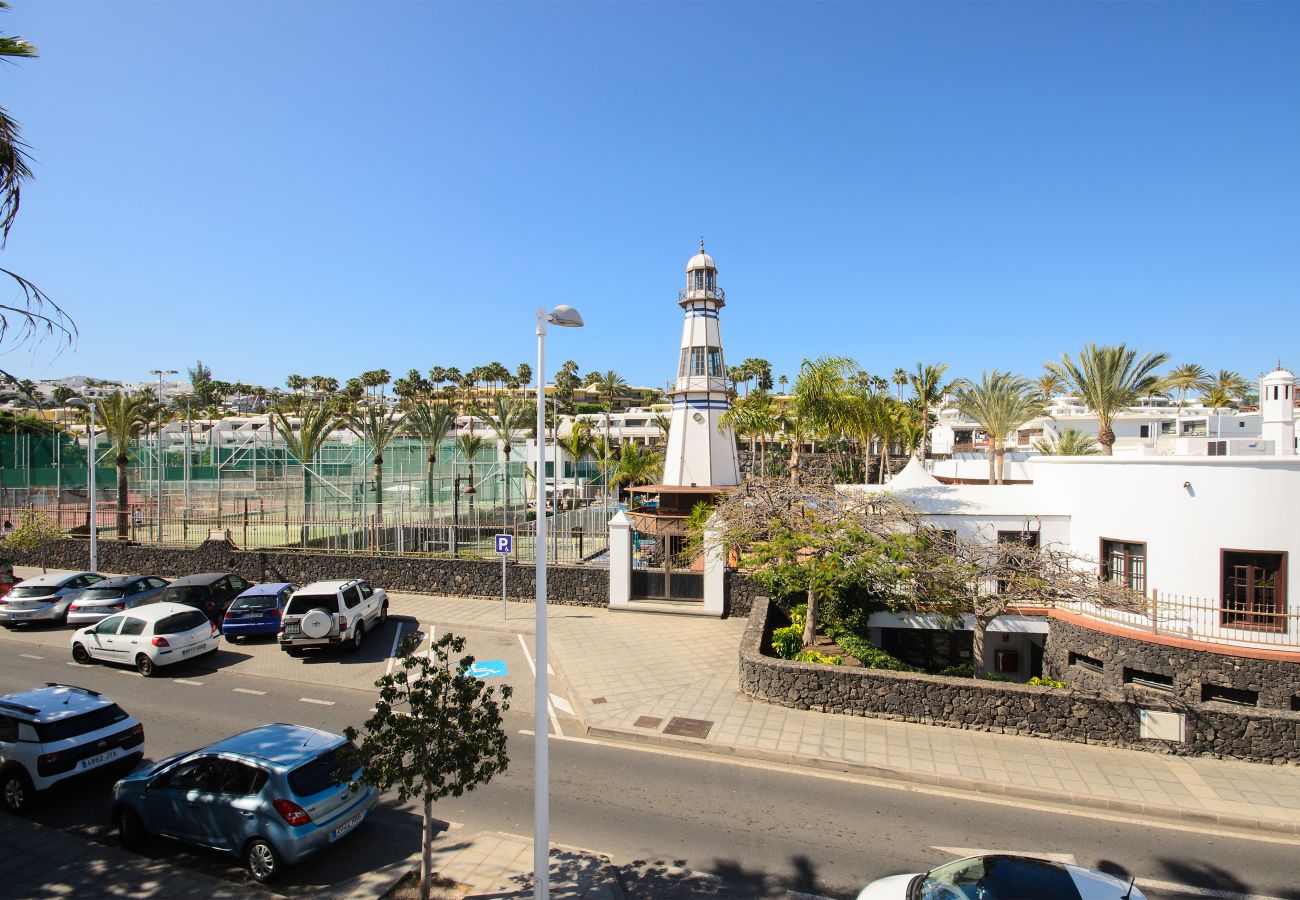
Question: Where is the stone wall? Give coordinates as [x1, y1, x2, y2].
[11, 539, 608, 608]
[724, 571, 762, 618]
[739, 597, 1300, 764]
[1044, 616, 1300, 712]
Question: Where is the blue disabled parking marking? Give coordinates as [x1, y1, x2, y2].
[468, 659, 508, 679]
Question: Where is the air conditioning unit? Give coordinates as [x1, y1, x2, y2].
[995, 650, 1019, 673]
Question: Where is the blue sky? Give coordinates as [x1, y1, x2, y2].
[2, 1, 1298, 392]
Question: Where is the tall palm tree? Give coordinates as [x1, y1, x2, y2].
[745, 391, 781, 477]
[1046, 344, 1169, 456]
[892, 368, 908, 402]
[1033, 372, 1064, 402]
[591, 370, 628, 503]
[1033, 427, 1100, 456]
[953, 371, 1046, 484]
[455, 432, 486, 507]
[790, 356, 856, 485]
[477, 395, 533, 519]
[402, 401, 457, 505]
[609, 443, 664, 501]
[274, 403, 338, 545]
[651, 410, 672, 446]
[345, 405, 403, 528]
[97, 391, 155, 540]
[908, 362, 957, 460]
[559, 419, 594, 511]
[1164, 363, 1209, 411]
[1208, 369, 1249, 403]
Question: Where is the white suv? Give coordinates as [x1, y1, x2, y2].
[0, 683, 145, 812]
[278, 579, 388, 656]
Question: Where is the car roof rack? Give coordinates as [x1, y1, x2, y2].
[0, 700, 40, 716]
[43, 683, 102, 697]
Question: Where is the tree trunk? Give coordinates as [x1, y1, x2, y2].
[1098, 423, 1115, 456]
[788, 440, 801, 486]
[301, 469, 311, 548]
[880, 447, 893, 481]
[427, 453, 436, 507]
[986, 445, 996, 484]
[115, 454, 129, 540]
[802, 584, 818, 648]
[862, 435, 873, 485]
[995, 444, 1005, 484]
[972, 612, 995, 678]
[420, 794, 434, 900]
[374, 454, 384, 527]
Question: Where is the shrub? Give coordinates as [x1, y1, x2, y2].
[770, 625, 803, 660]
[827, 627, 921, 673]
[1028, 675, 1067, 689]
[788, 603, 807, 631]
[795, 650, 843, 665]
[936, 664, 974, 678]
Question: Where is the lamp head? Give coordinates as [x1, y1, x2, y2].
[548, 305, 584, 328]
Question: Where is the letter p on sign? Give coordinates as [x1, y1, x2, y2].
[495, 534, 512, 554]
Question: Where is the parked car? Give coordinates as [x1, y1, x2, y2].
[857, 854, 1148, 900]
[0, 572, 19, 600]
[0, 683, 144, 812]
[0, 572, 103, 627]
[222, 583, 296, 642]
[160, 572, 255, 622]
[111, 723, 378, 882]
[71, 602, 219, 677]
[278, 580, 388, 656]
[66, 576, 170, 626]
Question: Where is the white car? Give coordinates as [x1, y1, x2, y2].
[0, 572, 103, 626]
[71, 602, 220, 677]
[278, 579, 388, 655]
[858, 854, 1147, 900]
[0, 683, 144, 812]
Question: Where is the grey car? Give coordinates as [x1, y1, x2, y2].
[66, 576, 169, 627]
[111, 723, 378, 882]
[0, 572, 103, 626]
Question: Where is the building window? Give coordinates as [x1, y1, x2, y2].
[1160, 420, 1177, 436]
[689, 347, 706, 377]
[1221, 550, 1287, 632]
[1068, 651, 1103, 674]
[996, 530, 1039, 594]
[1201, 684, 1258, 707]
[1101, 539, 1146, 593]
[1123, 667, 1174, 693]
[1139, 425, 1150, 439]
[1181, 419, 1207, 436]
[707, 348, 723, 377]
[678, 348, 690, 379]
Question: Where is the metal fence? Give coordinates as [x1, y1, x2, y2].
[1058, 591, 1300, 650]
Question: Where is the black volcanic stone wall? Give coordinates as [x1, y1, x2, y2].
[12, 539, 608, 607]
[739, 597, 1300, 764]
[725, 572, 762, 618]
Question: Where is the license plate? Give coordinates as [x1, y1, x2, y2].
[80, 748, 120, 770]
[285, 623, 300, 635]
[8, 611, 33, 619]
[329, 809, 365, 842]
[181, 643, 206, 657]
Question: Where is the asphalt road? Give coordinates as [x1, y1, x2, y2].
[1, 627, 1297, 899]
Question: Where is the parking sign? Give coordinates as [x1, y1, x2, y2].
[495, 534, 512, 554]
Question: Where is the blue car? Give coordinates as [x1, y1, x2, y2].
[221, 583, 296, 642]
[111, 723, 378, 883]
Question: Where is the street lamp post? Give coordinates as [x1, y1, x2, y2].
[150, 369, 177, 545]
[533, 304, 583, 900]
[68, 399, 98, 573]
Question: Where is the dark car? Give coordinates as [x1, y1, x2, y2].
[160, 573, 254, 622]
[222, 583, 296, 642]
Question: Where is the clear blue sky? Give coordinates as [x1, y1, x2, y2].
[3, 1, 1298, 392]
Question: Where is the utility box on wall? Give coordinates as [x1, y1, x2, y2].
[1139, 708, 1185, 742]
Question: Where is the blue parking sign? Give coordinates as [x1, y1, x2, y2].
[495, 534, 512, 554]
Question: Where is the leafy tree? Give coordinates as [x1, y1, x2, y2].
[97, 392, 155, 540]
[908, 362, 958, 459]
[591, 370, 628, 501]
[1, 507, 60, 571]
[188, 360, 220, 407]
[346, 405, 403, 526]
[1046, 344, 1168, 455]
[558, 419, 594, 510]
[455, 431, 486, 504]
[651, 410, 672, 446]
[403, 401, 457, 504]
[477, 395, 533, 519]
[343, 633, 511, 900]
[953, 371, 1046, 484]
[273, 402, 338, 545]
[1032, 427, 1100, 456]
[1032, 372, 1064, 402]
[789, 356, 856, 485]
[609, 443, 663, 500]
[1163, 363, 1208, 411]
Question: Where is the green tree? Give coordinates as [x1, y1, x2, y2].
[1033, 427, 1101, 456]
[343, 633, 511, 900]
[591, 370, 628, 502]
[1045, 344, 1168, 456]
[908, 362, 958, 459]
[477, 395, 532, 519]
[97, 391, 156, 540]
[346, 405, 403, 526]
[1, 507, 61, 571]
[789, 356, 856, 485]
[558, 418, 594, 511]
[651, 410, 672, 446]
[953, 371, 1046, 484]
[403, 401, 457, 505]
[273, 402, 338, 545]
[609, 443, 664, 501]
[1032, 372, 1064, 402]
[455, 432, 486, 502]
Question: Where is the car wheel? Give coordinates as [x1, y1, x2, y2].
[245, 837, 282, 883]
[71, 642, 91, 664]
[378, 602, 388, 627]
[116, 806, 148, 850]
[1, 768, 33, 813]
[350, 622, 365, 653]
[135, 654, 156, 677]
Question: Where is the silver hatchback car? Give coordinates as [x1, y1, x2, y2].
[111, 723, 378, 882]
[0, 572, 103, 626]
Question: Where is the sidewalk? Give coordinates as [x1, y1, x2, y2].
[402, 592, 1300, 836]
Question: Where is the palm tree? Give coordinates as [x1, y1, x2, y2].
[1164, 363, 1208, 412]
[477, 395, 533, 520]
[1033, 372, 1064, 402]
[97, 392, 155, 540]
[953, 372, 1046, 484]
[789, 356, 856, 485]
[908, 362, 957, 460]
[1046, 344, 1169, 456]
[1200, 386, 1237, 416]
[777, 374, 789, 394]
[609, 443, 664, 502]
[273, 403, 338, 544]
[346, 405, 403, 528]
[402, 401, 457, 505]
[845, 385, 886, 484]
[1033, 427, 1101, 456]
[1208, 369, 1249, 403]
[892, 368, 908, 402]
[590, 370, 628, 503]
[455, 432, 486, 506]
[651, 410, 672, 447]
[559, 419, 594, 511]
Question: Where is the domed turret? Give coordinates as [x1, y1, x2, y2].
[679, 237, 724, 307]
[1261, 364, 1296, 456]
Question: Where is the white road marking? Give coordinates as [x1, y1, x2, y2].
[66, 661, 83, 667]
[385, 622, 404, 675]
[516, 634, 563, 737]
[175, 679, 204, 686]
[549, 693, 574, 716]
[519, 731, 1300, 848]
[232, 687, 265, 696]
[117, 669, 143, 677]
[19, 653, 43, 660]
[299, 697, 334, 706]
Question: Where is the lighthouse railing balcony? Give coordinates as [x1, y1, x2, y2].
[678, 286, 726, 306]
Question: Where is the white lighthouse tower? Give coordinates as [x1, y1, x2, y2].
[1261, 365, 1296, 456]
[662, 240, 741, 487]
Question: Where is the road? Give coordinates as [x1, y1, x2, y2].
[1, 621, 1298, 899]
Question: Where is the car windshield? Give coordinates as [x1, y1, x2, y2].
[917, 856, 1081, 900]
[231, 594, 281, 611]
[285, 593, 338, 616]
[34, 703, 130, 742]
[79, 586, 126, 601]
[7, 585, 58, 598]
[288, 742, 357, 796]
[162, 586, 206, 604]
[155, 610, 211, 635]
